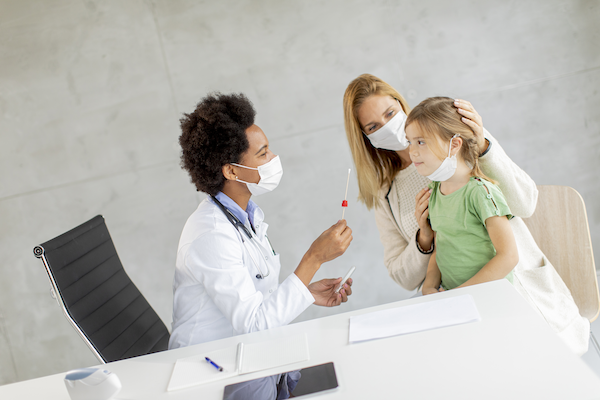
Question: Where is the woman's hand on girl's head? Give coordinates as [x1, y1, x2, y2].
[454, 99, 486, 154]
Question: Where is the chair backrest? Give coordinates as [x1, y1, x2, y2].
[34, 215, 170, 363]
[522, 185, 599, 322]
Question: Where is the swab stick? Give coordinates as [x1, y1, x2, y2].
[342, 168, 351, 220]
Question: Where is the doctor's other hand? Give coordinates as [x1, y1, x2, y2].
[307, 220, 353, 264]
[309, 277, 353, 307]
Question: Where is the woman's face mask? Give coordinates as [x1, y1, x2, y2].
[232, 156, 283, 196]
[363, 101, 409, 151]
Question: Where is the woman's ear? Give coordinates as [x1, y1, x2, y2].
[451, 136, 463, 156]
[222, 164, 237, 181]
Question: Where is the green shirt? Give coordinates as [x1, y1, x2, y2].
[428, 177, 513, 290]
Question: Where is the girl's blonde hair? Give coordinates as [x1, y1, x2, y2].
[405, 96, 495, 184]
[343, 74, 412, 209]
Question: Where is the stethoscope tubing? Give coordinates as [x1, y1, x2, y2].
[210, 195, 273, 279]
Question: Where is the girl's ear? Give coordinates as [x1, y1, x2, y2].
[450, 136, 463, 157]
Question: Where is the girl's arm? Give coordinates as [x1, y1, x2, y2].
[456, 215, 519, 288]
[422, 248, 442, 295]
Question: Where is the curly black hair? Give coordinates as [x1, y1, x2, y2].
[179, 92, 256, 195]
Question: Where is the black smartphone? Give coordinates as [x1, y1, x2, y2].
[222, 362, 338, 400]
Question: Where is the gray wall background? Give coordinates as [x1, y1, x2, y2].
[1, 0, 598, 385]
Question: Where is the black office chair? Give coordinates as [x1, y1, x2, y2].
[33, 215, 170, 363]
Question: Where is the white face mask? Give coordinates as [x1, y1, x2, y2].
[427, 134, 459, 182]
[364, 102, 409, 151]
[232, 155, 283, 196]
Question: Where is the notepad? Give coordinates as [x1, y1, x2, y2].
[167, 333, 309, 391]
[349, 294, 481, 343]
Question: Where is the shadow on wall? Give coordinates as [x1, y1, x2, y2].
[0, 313, 18, 383]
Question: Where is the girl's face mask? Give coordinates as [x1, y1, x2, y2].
[426, 134, 459, 182]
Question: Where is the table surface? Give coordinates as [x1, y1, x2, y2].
[3, 280, 600, 400]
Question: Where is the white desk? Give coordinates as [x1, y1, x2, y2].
[3, 280, 600, 399]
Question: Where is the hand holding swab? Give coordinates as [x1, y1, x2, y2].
[342, 168, 351, 220]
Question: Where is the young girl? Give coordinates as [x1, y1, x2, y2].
[404, 97, 519, 295]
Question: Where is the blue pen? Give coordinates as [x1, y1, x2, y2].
[205, 357, 224, 372]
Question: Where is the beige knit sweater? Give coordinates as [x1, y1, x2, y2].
[374, 130, 589, 355]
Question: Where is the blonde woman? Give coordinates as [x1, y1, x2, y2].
[343, 74, 589, 354]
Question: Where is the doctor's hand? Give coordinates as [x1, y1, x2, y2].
[307, 220, 353, 264]
[295, 220, 352, 287]
[309, 277, 353, 307]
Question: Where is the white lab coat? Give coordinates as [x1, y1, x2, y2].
[169, 197, 315, 349]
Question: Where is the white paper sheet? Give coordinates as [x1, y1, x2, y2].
[167, 333, 309, 391]
[239, 333, 309, 374]
[349, 294, 481, 343]
[167, 346, 239, 391]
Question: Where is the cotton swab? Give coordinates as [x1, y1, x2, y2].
[341, 168, 351, 220]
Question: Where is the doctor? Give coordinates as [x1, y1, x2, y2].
[169, 92, 354, 349]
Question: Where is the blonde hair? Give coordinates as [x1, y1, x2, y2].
[343, 74, 412, 209]
[405, 97, 496, 184]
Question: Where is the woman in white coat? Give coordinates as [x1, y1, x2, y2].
[342, 74, 589, 354]
[169, 92, 353, 349]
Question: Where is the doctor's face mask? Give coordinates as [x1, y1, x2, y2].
[232, 155, 283, 196]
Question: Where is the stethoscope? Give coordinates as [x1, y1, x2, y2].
[210, 195, 274, 279]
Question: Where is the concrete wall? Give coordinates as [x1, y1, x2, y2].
[1, 0, 598, 384]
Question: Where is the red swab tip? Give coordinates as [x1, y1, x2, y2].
[342, 200, 348, 207]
